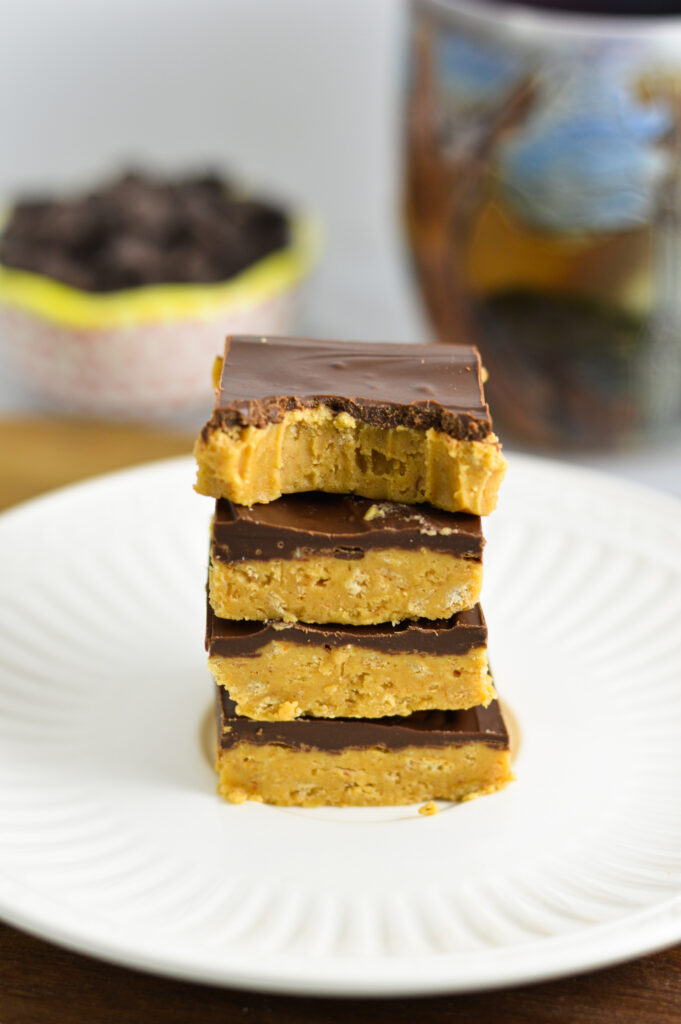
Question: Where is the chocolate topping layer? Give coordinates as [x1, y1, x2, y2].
[211, 493, 483, 563]
[217, 686, 508, 753]
[205, 336, 492, 441]
[206, 604, 486, 657]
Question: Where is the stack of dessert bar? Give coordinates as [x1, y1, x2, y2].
[194, 335, 513, 807]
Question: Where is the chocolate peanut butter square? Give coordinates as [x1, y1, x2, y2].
[215, 684, 512, 806]
[209, 493, 483, 624]
[194, 336, 506, 514]
[206, 602, 493, 721]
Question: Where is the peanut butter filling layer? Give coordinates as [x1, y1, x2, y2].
[216, 742, 513, 807]
[209, 643, 492, 720]
[194, 406, 506, 514]
[208, 547, 482, 624]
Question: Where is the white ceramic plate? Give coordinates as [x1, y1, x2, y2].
[1, 454, 681, 997]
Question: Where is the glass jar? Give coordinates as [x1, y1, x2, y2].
[405, 0, 681, 449]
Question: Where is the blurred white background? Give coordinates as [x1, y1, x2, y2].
[1, 0, 679, 491]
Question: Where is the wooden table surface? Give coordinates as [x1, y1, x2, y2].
[1, 416, 680, 1024]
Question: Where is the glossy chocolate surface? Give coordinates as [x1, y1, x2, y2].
[217, 686, 508, 752]
[206, 604, 486, 657]
[205, 336, 492, 440]
[211, 493, 483, 562]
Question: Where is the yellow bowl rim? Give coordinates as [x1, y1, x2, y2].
[0, 214, 320, 329]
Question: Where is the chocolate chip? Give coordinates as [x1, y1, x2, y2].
[0, 170, 290, 292]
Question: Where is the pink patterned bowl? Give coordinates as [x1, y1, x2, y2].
[0, 217, 318, 421]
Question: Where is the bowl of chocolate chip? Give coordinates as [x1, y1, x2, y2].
[0, 170, 317, 420]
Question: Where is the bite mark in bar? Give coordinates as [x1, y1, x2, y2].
[194, 336, 506, 513]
